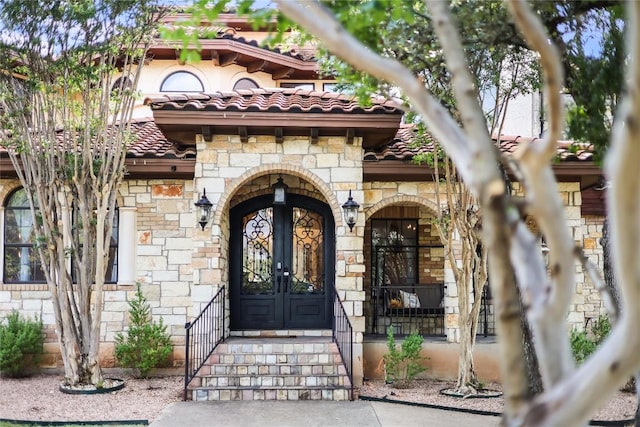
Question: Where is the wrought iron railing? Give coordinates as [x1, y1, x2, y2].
[183, 286, 225, 400]
[332, 289, 354, 400]
[371, 283, 446, 337]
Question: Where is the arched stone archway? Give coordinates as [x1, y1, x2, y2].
[363, 196, 447, 338]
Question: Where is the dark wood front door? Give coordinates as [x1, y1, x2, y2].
[230, 194, 334, 330]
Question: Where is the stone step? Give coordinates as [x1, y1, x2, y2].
[216, 341, 337, 355]
[192, 387, 351, 401]
[206, 352, 343, 366]
[206, 363, 347, 376]
[200, 374, 350, 388]
[187, 336, 352, 402]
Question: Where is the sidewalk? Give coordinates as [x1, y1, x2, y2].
[150, 400, 501, 427]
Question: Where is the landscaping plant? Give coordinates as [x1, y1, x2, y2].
[115, 284, 172, 378]
[570, 315, 611, 364]
[383, 326, 426, 388]
[0, 310, 43, 377]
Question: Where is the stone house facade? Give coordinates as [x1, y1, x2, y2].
[0, 14, 607, 388]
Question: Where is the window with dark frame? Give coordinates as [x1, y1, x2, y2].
[3, 188, 46, 283]
[160, 71, 204, 92]
[233, 78, 259, 90]
[371, 218, 419, 288]
[279, 82, 314, 90]
[71, 204, 119, 284]
[3, 188, 119, 284]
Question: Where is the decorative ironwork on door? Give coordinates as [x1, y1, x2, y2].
[241, 208, 274, 295]
[290, 207, 324, 295]
[230, 194, 335, 330]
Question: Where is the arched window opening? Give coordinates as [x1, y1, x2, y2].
[3, 188, 45, 283]
[160, 71, 204, 92]
[233, 78, 259, 90]
[3, 188, 120, 284]
[111, 76, 133, 95]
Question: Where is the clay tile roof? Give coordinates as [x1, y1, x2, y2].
[0, 119, 195, 160]
[128, 119, 196, 159]
[218, 34, 313, 61]
[364, 126, 595, 162]
[145, 88, 401, 115]
[495, 135, 594, 162]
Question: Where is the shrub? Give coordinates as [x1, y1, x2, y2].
[0, 311, 43, 377]
[115, 284, 173, 378]
[570, 314, 611, 364]
[383, 326, 426, 388]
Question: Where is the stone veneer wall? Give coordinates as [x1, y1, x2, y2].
[191, 133, 368, 384]
[0, 178, 194, 368]
[0, 169, 607, 373]
[579, 215, 606, 328]
[511, 182, 605, 330]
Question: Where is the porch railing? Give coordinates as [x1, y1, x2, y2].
[332, 289, 354, 400]
[183, 285, 225, 401]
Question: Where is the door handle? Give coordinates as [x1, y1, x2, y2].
[283, 268, 290, 292]
[276, 275, 281, 293]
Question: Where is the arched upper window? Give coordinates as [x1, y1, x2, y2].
[111, 76, 133, 95]
[160, 71, 204, 92]
[3, 188, 45, 283]
[233, 78, 259, 90]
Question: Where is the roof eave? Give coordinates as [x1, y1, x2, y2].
[152, 110, 403, 148]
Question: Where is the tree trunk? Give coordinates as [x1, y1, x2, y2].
[519, 287, 544, 396]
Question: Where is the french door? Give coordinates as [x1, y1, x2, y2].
[230, 194, 334, 330]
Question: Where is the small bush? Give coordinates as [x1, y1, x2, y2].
[383, 326, 426, 388]
[570, 314, 611, 364]
[115, 284, 173, 378]
[0, 311, 43, 377]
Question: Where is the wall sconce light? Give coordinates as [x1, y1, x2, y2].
[194, 189, 213, 231]
[272, 176, 288, 206]
[341, 190, 359, 232]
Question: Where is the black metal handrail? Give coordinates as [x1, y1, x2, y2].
[183, 285, 225, 400]
[332, 289, 354, 400]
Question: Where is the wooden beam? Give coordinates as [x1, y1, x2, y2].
[247, 59, 267, 73]
[211, 50, 220, 66]
[239, 126, 248, 143]
[220, 52, 239, 66]
[310, 128, 319, 144]
[202, 126, 212, 142]
[275, 127, 284, 144]
[273, 67, 294, 80]
[346, 128, 355, 144]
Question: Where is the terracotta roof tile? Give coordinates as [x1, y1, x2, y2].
[145, 89, 401, 115]
[495, 135, 594, 162]
[128, 119, 196, 159]
[364, 126, 594, 162]
[218, 34, 313, 61]
[0, 119, 195, 160]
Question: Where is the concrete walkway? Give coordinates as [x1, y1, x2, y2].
[150, 400, 501, 427]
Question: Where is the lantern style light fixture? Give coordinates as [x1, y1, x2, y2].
[341, 190, 359, 232]
[194, 189, 213, 231]
[272, 176, 288, 206]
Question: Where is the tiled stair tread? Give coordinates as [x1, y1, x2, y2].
[193, 385, 350, 390]
[217, 345, 339, 354]
[201, 375, 350, 385]
[188, 336, 351, 401]
[192, 388, 351, 401]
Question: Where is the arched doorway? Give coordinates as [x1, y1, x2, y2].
[229, 194, 335, 330]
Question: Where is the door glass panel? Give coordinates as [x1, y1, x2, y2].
[241, 208, 274, 294]
[291, 208, 324, 294]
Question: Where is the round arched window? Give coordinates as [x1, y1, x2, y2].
[233, 78, 259, 90]
[160, 71, 204, 92]
[111, 76, 133, 94]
